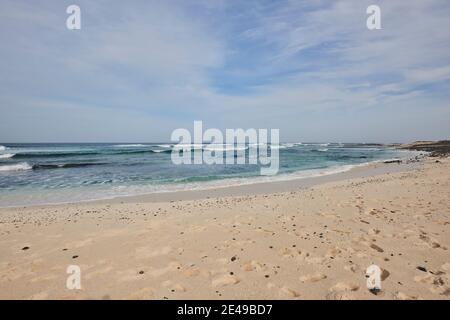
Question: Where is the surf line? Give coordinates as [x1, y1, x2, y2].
[170, 121, 280, 175]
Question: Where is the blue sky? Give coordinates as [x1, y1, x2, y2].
[1, 0, 450, 142]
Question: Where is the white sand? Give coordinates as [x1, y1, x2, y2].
[0, 157, 449, 300]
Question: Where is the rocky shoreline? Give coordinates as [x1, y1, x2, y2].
[398, 140, 450, 157]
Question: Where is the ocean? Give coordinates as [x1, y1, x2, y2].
[0, 143, 416, 207]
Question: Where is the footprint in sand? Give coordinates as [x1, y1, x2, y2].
[441, 262, 450, 272]
[414, 272, 448, 295]
[325, 247, 342, 259]
[299, 272, 327, 283]
[242, 260, 265, 272]
[211, 274, 240, 288]
[344, 264, 360, 273]
[326, 282, 359, 300]
[278, 247, 301, 259]
[304, 255, 326, 264]
[418, 233, 447, 250]
[182, 266, 201, 278]
[394, 291, 421, 300]
[278, 286, 301, 298]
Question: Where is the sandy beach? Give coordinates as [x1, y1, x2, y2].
[0, 156, 449, 300]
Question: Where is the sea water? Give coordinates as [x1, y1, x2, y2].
[0, 143, 418, 207]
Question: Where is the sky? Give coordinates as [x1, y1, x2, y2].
[1, 0, 450, 143]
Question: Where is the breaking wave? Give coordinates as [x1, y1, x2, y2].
[113, 144, 148, 148]
[0, 162, 32, 172]
[0, 153, 15, 159]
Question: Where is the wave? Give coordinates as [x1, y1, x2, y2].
[203, 146, 248, 152]
[269, 145, 286, 149]
[0, 162, 32, 172]
[150, 149, 171, 153]
[11, 148, 175, 158]
[0, 145, 6, 151]
[113, 144, 148, 148]
[12, 151, 98, 159]
[0, 153, 15, 159]
[172, 144, 204, 151]
[31, 162, 107, 170]
[303, 143, 330, 146]
[157, 144, 172, 148]
[318, 148, 328, 152]
[249, 143, 267, 148]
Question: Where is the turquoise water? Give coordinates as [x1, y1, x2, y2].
[0, 143, 412, 207]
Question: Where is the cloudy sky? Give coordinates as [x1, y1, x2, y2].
[1, 0, 450, 143]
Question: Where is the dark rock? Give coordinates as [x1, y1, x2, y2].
[369, 288, 382, 295]
[417, 266, 427, 272]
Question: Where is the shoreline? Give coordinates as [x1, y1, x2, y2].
[107, 157, 423, 205]
[0, 152, 423, 209]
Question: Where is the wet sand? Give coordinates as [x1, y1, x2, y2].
[0, 157, 449, 299]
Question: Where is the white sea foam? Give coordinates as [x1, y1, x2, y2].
[113, 144, 148, 148]
[270, 145, 286, 149]
[151, 149, 166, 153]
[0, 162, 32, 172]
[0, 153, 15, 159]
[203, 145, 248, 152]
[249, 143, 267, 148]
[318, 148, 328, 152]
[172, 144, 204, 151]
[282, 143, 295, 148]
[157, 144, 172, 148]
[0, 145, 6, 151]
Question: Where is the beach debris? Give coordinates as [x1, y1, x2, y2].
[369, 243, 384, 253]
[72, 255, 79, 259]
[383, 159, 402, 164]
[21, 246, 30, 251]
[366, 265, 382, 295]
[381, 268, 390, 281]
[417, 266, 427, 272]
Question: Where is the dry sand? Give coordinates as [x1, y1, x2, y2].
[0, 157, 449, 300]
